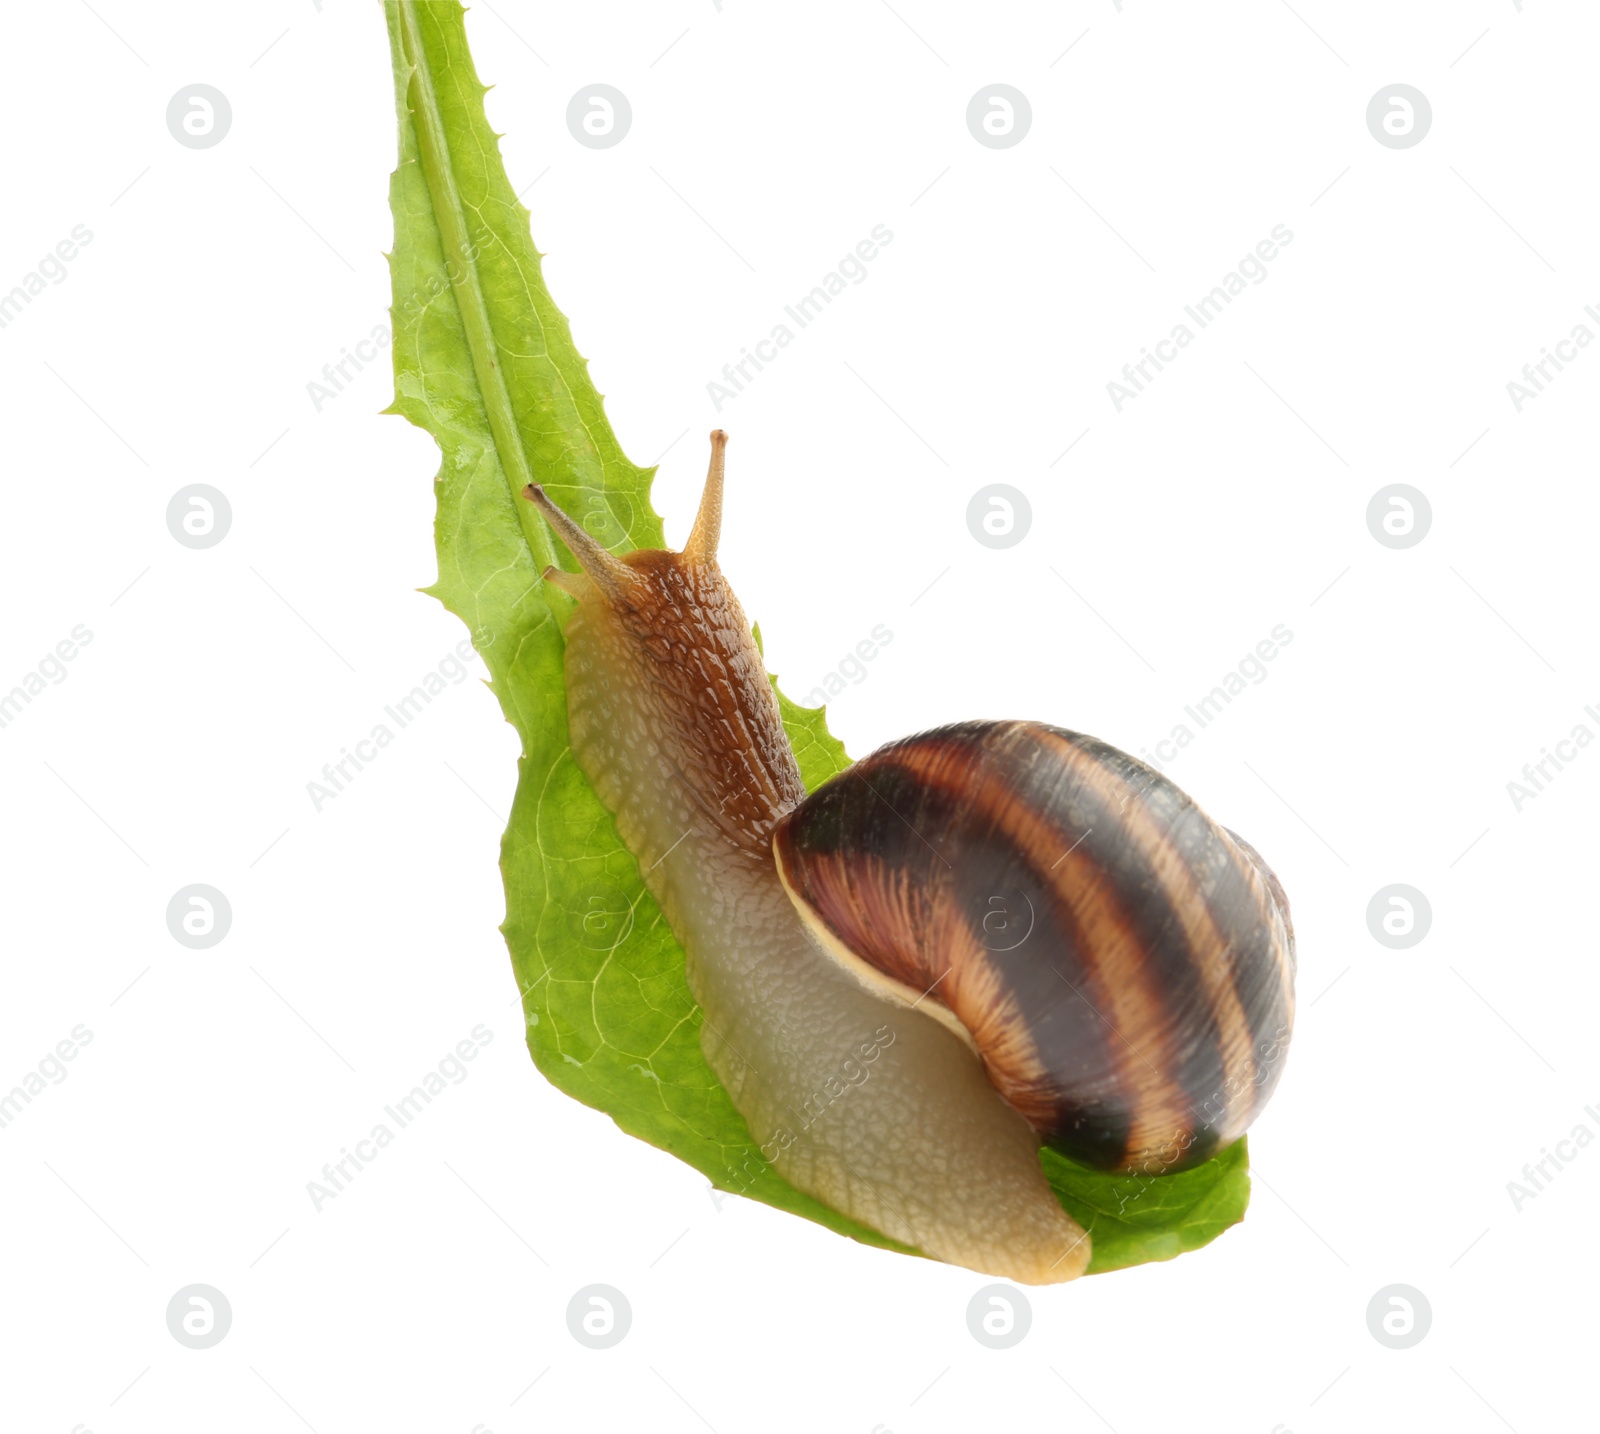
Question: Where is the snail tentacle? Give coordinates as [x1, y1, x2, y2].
[682, 428, 727, 562]
[523, 482, 635, 600]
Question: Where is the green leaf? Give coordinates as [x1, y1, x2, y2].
[382, 0, 1250, 1274]
[1043, 1139, 1250, 1275]
[383, 0, 906, 1255]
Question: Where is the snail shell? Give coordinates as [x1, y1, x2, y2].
[773, 720, 1296, 1174]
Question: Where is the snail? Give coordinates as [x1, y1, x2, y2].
[522, 431, 1295, 1284]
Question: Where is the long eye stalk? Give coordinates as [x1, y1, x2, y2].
[683, 429, 727, 562]
[522, 482, 634, 601]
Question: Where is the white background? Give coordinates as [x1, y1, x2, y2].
[2, 1, 1595, 1431]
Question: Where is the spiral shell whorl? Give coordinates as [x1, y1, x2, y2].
[773, 720, 1296, 1174]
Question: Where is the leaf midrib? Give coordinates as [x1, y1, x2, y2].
[395, 0, 556, 572]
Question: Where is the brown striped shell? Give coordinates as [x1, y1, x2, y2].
[772, 720, 1296, 1175]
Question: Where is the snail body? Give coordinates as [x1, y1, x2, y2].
[524, 433, 1294, 1283]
